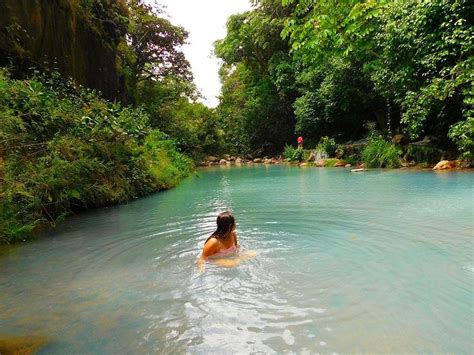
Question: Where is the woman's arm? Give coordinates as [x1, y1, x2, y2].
[197, 238, 219, 272]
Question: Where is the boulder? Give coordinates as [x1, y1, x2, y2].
[458, 159, 472, 168]
[392, 134, 409, 146]
[307, 151, 316, 162]
[253, 158, 263, 163]
[333, 160, 347, 167]
[0, 336, 49, 354]
[433, 160, 457, 170]
[235, 157, 242, 164]
[223, 154, 231, 160]
[219, 159, 229, 165]
[206, 156, 219, 163]
[345, 164, 352, 167]
[315, 159, 325, 167]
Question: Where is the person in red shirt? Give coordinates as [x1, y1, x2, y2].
[297, 136, 304, 149]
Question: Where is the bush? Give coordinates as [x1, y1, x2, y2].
[362, 136, 402, 168]
[284, 144, 298, 161]
[336, 144, 363, 165]
[316, 136, 337, 157]
[448, 117, 474, 159]
[0, 69, 193, 243]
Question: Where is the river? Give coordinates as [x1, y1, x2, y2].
[0, 166, 473, 353]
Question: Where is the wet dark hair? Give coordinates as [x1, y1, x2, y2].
[205, 211, 235, 243]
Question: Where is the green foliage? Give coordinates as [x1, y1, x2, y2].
[373, 0, 473, 144]
[214, 1, 297, 155]
[316, 136, 337, 157]
[137, 79, 222, 160]
[0, 69, 192, 243]
[278, 0, 473, 155]
[283, 144, 298, 161]
[336, 144, 363, 165]
[78, 0, 129, 43]
[323, 159, 340, 167]
[362, 136, 402, 168]
[119, 0, 193, 101]
[448, 117, 474, 159]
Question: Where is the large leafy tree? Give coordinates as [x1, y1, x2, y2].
[371, 0, 473, 151]
[215, 0, 298, 155]
[116, 1, 222, 159]
[282, 0, 473, 155]
[282, 0, 390, 141]
[126, 0, 192, 83]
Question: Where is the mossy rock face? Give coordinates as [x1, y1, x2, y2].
[406, 144, 442, 165]
[0, 335, 49, 355]
[0, 0, 125, 99]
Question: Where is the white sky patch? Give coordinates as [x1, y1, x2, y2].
[149, 0, 252, 107]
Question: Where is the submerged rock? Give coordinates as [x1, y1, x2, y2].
[0, 336, 49, 354]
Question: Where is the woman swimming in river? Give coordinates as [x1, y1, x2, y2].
[197, 211, 255, 271]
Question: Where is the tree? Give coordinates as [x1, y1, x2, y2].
[215, 0, 298, 154]
[118, 0, 193, 100]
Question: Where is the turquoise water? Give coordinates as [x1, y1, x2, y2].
[0, 166, 473, 353]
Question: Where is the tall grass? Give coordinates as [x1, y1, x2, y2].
[284, 144, 300, 161]
[362, 136, 401, 168]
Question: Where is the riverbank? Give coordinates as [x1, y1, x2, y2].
[0, 70, 193, 244]
[199, 154, 472, 171]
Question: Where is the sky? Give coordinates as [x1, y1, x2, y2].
[149, 0, 252, 107]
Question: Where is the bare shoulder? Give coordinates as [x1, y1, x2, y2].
[202, 237, 220, 257]
[204, 237, 219, 247]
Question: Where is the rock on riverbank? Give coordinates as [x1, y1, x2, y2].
[200, 155, 284, 167]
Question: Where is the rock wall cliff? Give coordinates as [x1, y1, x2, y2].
[0, 0, 127, 99]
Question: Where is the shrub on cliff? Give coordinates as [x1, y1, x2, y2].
[0, 69, 192, 243]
